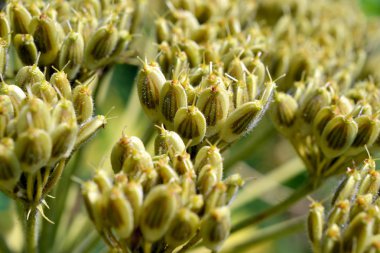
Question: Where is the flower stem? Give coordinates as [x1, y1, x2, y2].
[223, 216, 305, 252]
[25, 207, 38, 253]
[231, 180, 315, 233]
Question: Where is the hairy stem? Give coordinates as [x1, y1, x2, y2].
[25, 207, 38, 253]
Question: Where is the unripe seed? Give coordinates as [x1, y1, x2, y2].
[174, 106, 206, 146]
[15, 128, 52, 173]
[50, 71, 72, 100]
[72, 82, 93, 124]
[307, 201, 325, 249]
[58, 31, 84, 80]
[0, 143, 21, 191]
[200, 206, 231, 251]
[140, 184, 178, 242]
[7, 2, 32, 35]
[107, 186, 134, 239]
[13, 34, 37, 66]
[165, 208, 200, 247]
[111, 134, 145, 174]
[17, 97, 52, 133]
[137, 61, 166, 121]
[15, 64, 45, 90]
[29, 14, 61, 65]
[84, 24, 118, 69]
[220, 100, 263, 143]
[159, 80, 187, 129]
[197, 85, 229, 137]
[320, 115, 358, 158]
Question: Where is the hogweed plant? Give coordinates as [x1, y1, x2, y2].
[0, 0, 380, 253]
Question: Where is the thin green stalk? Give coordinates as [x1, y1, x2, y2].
[25, 207, 38, 253]
[223, 216, 305, 252]
[231, 180, 315, 233]
[223, 119, 274, 172]
[232, 157, 305, 211]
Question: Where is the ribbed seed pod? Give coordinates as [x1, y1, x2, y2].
[347, 116, 380, 156]
[14, 64, 45, 90]
[154, 126, 186, 159]
[0, 12, 10, 44]
[51, 99, 76, 127]
[159, 80, 187, 128]
[121, 151, 154, 181]
[140, 184, 178, 242]
[17, 97, 52, 133]
[82, 181, 105, 231]
[172, 152, 193, 176]
[116, 176, 143, 228]
[137, 61, 166, 121]
[13, 34, 37, 66]
[220, 100, 263, 143]
[174, 106, 206, 146]
[179, 39, 201, 68]
[358, 170, 380, 196]
[155, 17, 170, 43]
[29, 14, 61, 65]
[107, 186, 134, 239]
[322, 224, 341, 253]
[332, 169, 361, 205]
[58, 31, 84, 80]
[165, 208, 200, 247]
[0, 142, 21, 191]
[299, 87, 332, 124]
[350, 194, 373, 220]
[224, 174, 244, 205]
[308, 201, 325, 251]
[84, 24, 118, 69]
[0, 39, 7, 76]
[155, 157, 180, 184]
[197, 164, 219, 196]
[193, 145, 223, 177]
[327, 200, 350, 227]
[312, 106, 336, 138]
[343, 212, 374, 253]
[72, 82, 93, 124]
[196, 85, 230, 136]
[7, 2, 32, 35]
[0, 81, 26, 113]
[111, 134, 145, 174]
[31, 80, 58, 106]
[320, 115, 358, 158]
[49, 122, 78, 164]
[271, 92, 298, 136]
[200, 207, 231, 251]
[15, 128, 52, 173]
[75, 115, 106, 149]
[50, 71, 72, 100]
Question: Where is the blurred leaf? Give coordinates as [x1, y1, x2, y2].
[0, 192, 9, 211]
[359, 0, 380, 16]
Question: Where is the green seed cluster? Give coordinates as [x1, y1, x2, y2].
[82, 128, 244, 252]
[0, 64, 106, 206]
[308, 158, 380, 253]
[257, 0, 373, 90]
[137, 0, 275, 151]
[0, 0, 136, 81]
[271, 75, 380, 181]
